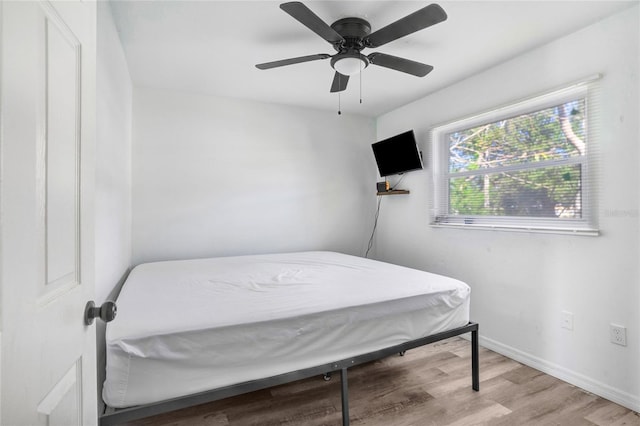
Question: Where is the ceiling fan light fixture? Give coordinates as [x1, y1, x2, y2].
[331, 54, 368, 76]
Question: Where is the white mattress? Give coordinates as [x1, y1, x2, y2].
[103, 251, 470, 408]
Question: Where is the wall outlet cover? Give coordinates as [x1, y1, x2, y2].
[561, 311, 574, 331]
[609, 324, 627, 346]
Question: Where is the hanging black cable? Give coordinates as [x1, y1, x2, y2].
[390, 174, 406, 190]
[365, 196, 382, 258]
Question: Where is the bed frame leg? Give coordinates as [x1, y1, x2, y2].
[340, 368, 350, 426]
[472, 326, 480, 391]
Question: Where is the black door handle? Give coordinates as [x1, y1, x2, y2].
[84, 300, 117, 325]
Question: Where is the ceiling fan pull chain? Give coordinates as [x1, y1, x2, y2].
[360, 66, 363, 104]
[338, 73, 342, 115]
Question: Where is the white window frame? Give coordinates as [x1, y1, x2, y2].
[431, 78, 600, 236]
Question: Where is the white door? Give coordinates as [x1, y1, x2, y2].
[0, 1, 98, 425]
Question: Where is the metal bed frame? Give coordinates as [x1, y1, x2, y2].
[100, 321, 479, 426]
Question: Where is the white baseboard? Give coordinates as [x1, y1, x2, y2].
[476, 335, 640, 413]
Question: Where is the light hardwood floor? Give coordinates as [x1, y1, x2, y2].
[122, 338, 639, 426]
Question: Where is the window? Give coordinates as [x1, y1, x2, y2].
[431, 79, 599, 235]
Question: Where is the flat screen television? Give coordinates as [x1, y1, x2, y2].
[371, 130, 423, 177]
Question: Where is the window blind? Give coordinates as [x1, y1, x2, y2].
[431, 76, 601, 235]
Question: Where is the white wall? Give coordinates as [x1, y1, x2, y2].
[96, 1, 132, 409]
[132, 88, 377, 264]
[96, 1, 132, 304]
[375, 6, 639, 411]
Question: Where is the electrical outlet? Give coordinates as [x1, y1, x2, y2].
[610, 324, 627, 346]
[561, 311, 574, 330]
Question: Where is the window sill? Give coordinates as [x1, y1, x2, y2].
[430, 222, 599, 237]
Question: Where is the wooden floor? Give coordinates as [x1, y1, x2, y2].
[122, 338, 639, 426]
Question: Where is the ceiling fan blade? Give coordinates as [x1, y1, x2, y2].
[330, 71, 349, 92]
[368, 52, 433, 77]
[256, 53, 331, 70]
[280, 2, 344, 44]
[364, 4, 447, 48]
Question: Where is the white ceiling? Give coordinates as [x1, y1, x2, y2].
[108, 0, 636, 117]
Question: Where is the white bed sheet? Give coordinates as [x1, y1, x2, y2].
[103, 251, 470, 408]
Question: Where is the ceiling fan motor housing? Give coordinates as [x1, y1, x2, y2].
[330, 17, 371, 73]
[330, 17, 371, 39]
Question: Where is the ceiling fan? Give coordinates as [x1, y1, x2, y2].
[255, 2, 447, 93]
